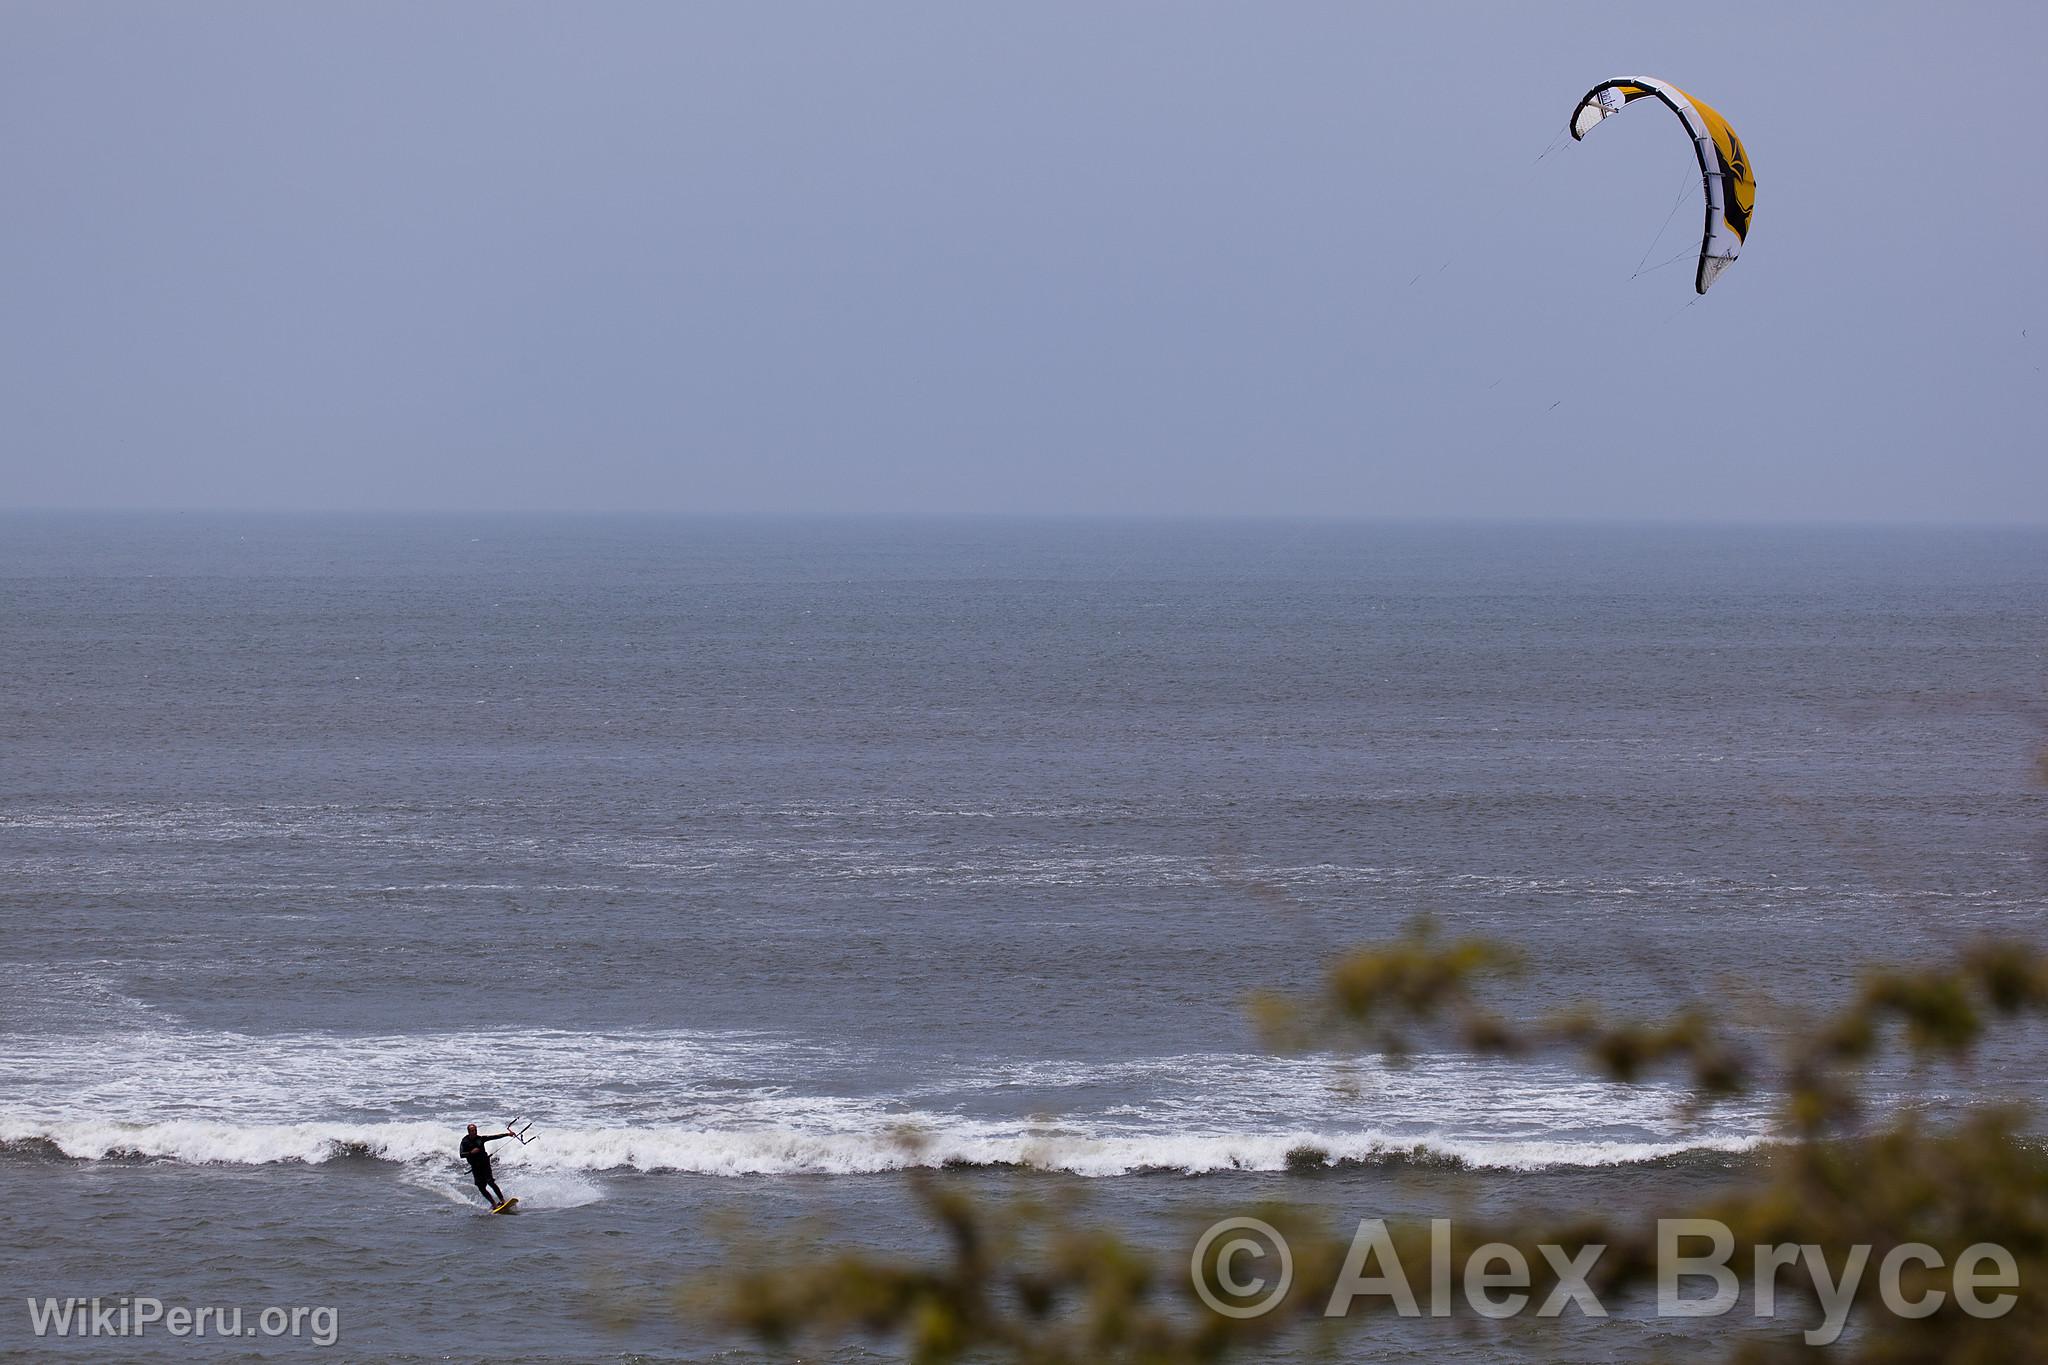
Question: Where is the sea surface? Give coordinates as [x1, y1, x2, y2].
[2, 514, 2044, 1360]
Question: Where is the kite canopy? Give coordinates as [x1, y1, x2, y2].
[1570, 77, 1755, 294]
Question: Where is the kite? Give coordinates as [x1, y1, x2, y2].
[1570, 77, 1755, 293]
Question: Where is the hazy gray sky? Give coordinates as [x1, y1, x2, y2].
[2, 2, 2042, 520]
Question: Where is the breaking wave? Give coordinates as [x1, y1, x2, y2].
[0, 1116, 1768, 1176]
[2, 996, 1775, 1182]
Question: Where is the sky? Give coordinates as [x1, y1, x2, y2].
[1, 2, 2043, 521]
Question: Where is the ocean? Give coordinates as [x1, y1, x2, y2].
[2, 514, 2043, 1360]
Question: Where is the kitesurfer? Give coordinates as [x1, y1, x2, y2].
[460, 1122, 515, 1207]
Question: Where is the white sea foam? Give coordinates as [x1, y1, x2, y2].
[0, 1115, 1767, 1176]
[2, 998, 1775, 1179]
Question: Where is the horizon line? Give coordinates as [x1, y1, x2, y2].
[4, 506, 2047, 530]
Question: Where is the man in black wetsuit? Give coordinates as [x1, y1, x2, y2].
[460, 1123, 516, 1207]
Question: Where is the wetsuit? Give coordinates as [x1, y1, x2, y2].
[461, 1132, 511, 1204]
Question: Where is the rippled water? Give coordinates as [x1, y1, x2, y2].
[3, 515, 2043, 1358]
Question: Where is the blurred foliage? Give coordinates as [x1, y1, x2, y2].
[681, 844, 2048, 1361]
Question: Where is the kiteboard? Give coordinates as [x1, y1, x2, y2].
[490, 1197, 520, 1215]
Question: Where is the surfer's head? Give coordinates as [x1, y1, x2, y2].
[466, 1123, 478, 1135]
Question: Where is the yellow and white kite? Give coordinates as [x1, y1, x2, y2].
[1570, 77, 1755, 294]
